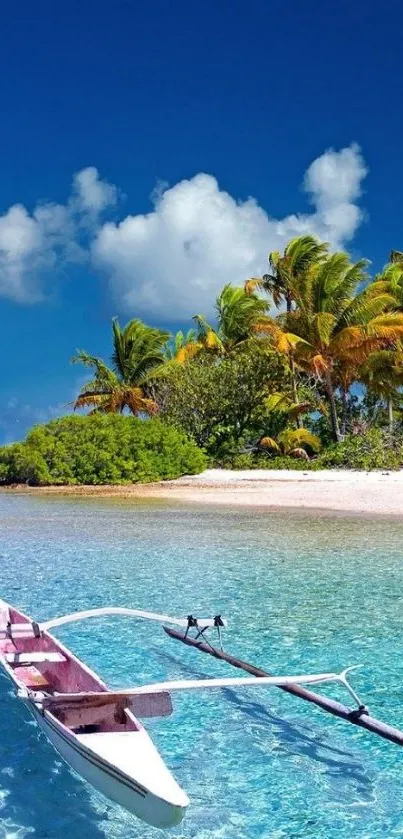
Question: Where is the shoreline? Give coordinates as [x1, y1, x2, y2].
[2, 469, 403, 516]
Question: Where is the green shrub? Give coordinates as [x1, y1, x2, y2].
[256, 456, 316, 470]
[0, 415, 206, 486]
[317, 428, 403, 470]
[217, 452, 315, 470]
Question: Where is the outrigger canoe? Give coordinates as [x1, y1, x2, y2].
[2, 599, 403, 828]
[0, 601, 190, 828]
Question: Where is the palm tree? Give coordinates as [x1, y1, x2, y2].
[282, 253, 403, 441]
[258, 428, 321, 460]
[360, 348, 403, 432]
[193, 283, 272, 353]
[245, 235, 329, 312]
[72, 318, 170, 415]
[245, 236, 329, 424]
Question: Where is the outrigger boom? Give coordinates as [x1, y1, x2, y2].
[165, 624, 403, 748]
[0, 606, 227, 639]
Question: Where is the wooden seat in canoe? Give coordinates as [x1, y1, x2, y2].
[0, 624, 38, 640]
[5, 652, 66, 665]
[14, 666, 51, 690]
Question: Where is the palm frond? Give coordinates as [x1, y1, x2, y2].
[312, 312, 336, 347]
[192, 313, 215, 339]
[111, 317, 128, 380]
[332, 259, 369, 305]
[258, 436, 280, 452]
[244, 277, 266, 295]
[265, 392, 311, 416]
[311, 252, 350, 313]
[277, 428, 321, 454]
[73, 392, 110, 412]
[71, 352, 114, 381]
[285, 235, 328, 277]
[335, 292, 397, 331]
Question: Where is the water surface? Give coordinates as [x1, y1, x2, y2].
[1, 494, 403, 838]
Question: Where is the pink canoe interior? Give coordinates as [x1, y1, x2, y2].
[0, 602, 144, 734]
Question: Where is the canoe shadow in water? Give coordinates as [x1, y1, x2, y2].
[156, 649, 374, 800]
[0, 672, 112, 839]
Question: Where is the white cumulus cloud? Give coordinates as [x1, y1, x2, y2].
[72, 166, 118, 217]
[93, 144, 368, 320]
[0, 204, 48, 301]
[0, 145, 368, 312]
[0, 167, 117, 302]
[303, 143, 368, 244]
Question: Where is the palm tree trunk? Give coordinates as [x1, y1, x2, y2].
[290, 354, 302, 429]
[340, 388, 348, 437]
[324, 371, 342, 442]
[388, 397, 394, 433]
[285, 293, 303, 430]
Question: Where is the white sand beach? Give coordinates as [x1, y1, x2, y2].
[5, 469, 403, 516]
[154, 469, 403, 515]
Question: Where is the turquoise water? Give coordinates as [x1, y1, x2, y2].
[1, 495, 403, 838]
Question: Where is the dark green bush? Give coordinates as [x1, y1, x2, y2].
[317, 428, 403, 470]
[0, 415, 206, 486]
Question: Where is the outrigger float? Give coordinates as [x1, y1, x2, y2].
[1, 600, 403, 828]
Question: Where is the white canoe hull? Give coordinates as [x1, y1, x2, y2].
[30, 702, 188, 828]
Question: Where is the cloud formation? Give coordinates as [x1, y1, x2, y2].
[0, 167, 117, 302]
[0, 145, 367, 315]
[72, 166, 118, 217]
[93, 144, 368, 319]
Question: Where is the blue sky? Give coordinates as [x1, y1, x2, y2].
[1, 0, 402, 443]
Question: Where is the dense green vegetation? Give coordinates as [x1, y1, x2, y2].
[153, 345, 290, 459]
[0, 416, 206, 485]
[219, 430, 403, 471]
[3, 234, 403, 483]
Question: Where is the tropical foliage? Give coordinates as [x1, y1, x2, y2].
[153, 343, 289, 457]
[245, 235, 328, 312]
[5, 233, 403, 485]
[0, 416, 206, 486]
[73, 318, 170, 415]
[193, 283, 272, 352]
[257, 428, 321, 460]
[280, 253, 403, 440]
[317, 428, 403, 471]
[67, 235, 403, 471]
[165, 330, 202, 363]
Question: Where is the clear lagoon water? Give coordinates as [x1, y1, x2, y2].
[1, 494, 403, 838]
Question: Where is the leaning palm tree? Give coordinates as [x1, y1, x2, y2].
[245, 235, 329, 312]
[72, 318, 170, 415]
[193, 283, 272, 353]
[282, 253, 403, 441]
